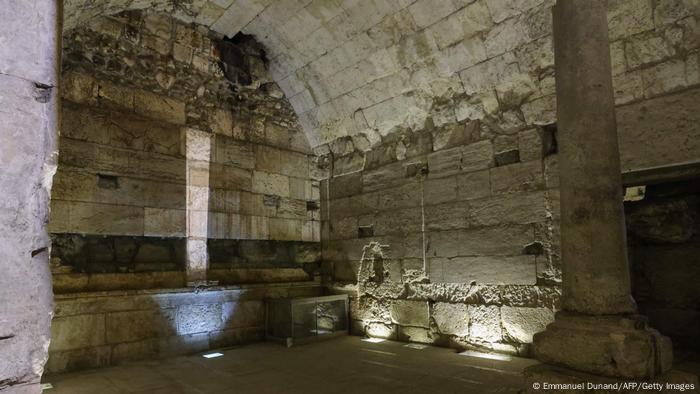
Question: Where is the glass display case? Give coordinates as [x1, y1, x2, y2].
[266, 294, 349, 346]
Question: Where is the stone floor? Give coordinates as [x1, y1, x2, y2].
[42, 336, 539, 393]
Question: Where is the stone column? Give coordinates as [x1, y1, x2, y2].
[184, 128, 212, 285]
[0, 1, 60, 392]
[524, 1, 695, 387]
[553, 0, 636, 317]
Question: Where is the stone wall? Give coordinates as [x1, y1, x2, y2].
[46, 281, 322, 374]
[319, 0, 700, 355]
[321, 123, 559, 355]
[50, 10, 321, 289]
[626, 180, 700, 353]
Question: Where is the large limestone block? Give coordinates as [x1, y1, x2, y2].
[269, 218, 303, 241]
[213, 136, 254, 169]
[484, 14, 531, 58]
[134, 90, 186, 125]
[456, 170, 491, 200]
[209, 163, 252, 191]
[374, 207, 422, 236]
[45, 346, 111, 375]
[423, 176, 458, 205]
[468, 305, 502, 343]
[500, 306, 553, 344]
[427, 225, 534, 257]
[617, 88, 700, 171]
[607, 0, 654, 41]
[177, 303, 223, 335]
[221, 301, 265, 328]
[106, 309, 177, 344]
[489, 160, 544, 194]
[437, 256, 537, 285]
[68, 201, 145, 235]
[252, 171, 290, 197]
[424, 201, 470, 231]
[470, 191, 547, 226]
[50, 314, 106, 351]
[432, 302, 469, 336]
[144, 208, 186, 237]
[390, 300, 430, 328]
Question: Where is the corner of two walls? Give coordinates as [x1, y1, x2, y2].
[315, 0, 700, 356]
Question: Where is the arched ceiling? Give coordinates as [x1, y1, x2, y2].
[63, 0, 555, 149]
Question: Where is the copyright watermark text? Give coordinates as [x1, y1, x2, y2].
[530, 381, 696, 392]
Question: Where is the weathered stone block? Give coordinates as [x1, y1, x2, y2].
[490, 160, 544, 194]
[329, 172, 362, 199]
[252, 171, 290, 197]
[423, 176, 458, 205]
[111, 339, 158, 365]
[134, 90, 186, 125]
[470, 191, 546, 226]
[617, 88, 700, 171]
[144, 208, 186, 237]
[468, 305, 502, 343]
[213, 136, 254, 169]
[501, 306, 553, 344]
[424, 201, 470, 231]
[428, 225, 534, 258]
[461, 140, 494, 172]
[390, 300, 430, 328]
[456, 169, 491, 201]
[607, 0, 654, 41]
[433, 302, 469, 336]
[106, 309, 177, 344]
[221, 301, 265, 328]
[45, 346, 111, 374]
[427, 146, 462, 178]
[69, 202, 144, 236]
[177, 304, 223, 335]
[398, 326, 433, 344]
[374, 207, 422, 236]
[269, 218, 302, 241]
[50, 314, 106, 351]
[436, 255, 536, 285]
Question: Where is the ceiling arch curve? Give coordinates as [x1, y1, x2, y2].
[63, 0, 558, 150]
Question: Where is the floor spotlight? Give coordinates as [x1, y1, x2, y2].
[458, 350, 512, 361]
[202, 352, 224, 359]
[361, 337, 385, 343]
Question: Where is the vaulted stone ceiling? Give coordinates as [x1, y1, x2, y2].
[63, 0, 558, 150]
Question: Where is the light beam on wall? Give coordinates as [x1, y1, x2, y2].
[361, 337, 385, 343]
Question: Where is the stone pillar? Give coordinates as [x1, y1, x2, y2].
[0, 1, 60, 392]
[524, 1, 698, 389]
[553, 0, 635, 317]
[184, 128, 212, 285]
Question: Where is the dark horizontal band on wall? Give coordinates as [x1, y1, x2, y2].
[207, 239, 321, 269]
[51, 233, 187, 274]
